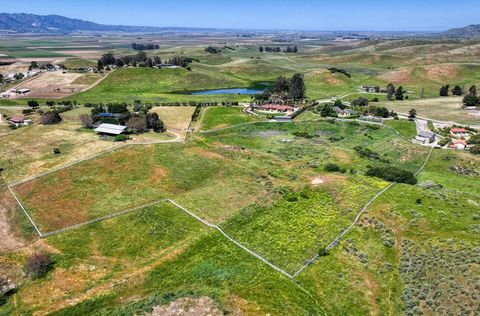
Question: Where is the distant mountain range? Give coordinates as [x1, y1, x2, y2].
[1, 13, 480, 37]
[0, 13, 215, 34]
[442, 24, 480, 38]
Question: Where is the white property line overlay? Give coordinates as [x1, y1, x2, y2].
[292, 146, 434, 278]
[6, 186, 294, 279]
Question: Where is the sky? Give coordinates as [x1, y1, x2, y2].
[2, 0, 480, 32]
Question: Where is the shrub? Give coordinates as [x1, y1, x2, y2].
[53, 148, 61, 154]
[114, 134, 128, 142]
[24, 252, 52, 278]
[470, 145, 480, 155]
[324, 163, 342, 172]
[366, 166, 417, 184]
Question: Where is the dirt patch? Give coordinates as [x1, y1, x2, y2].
[424, 65, 458, 82]
[325, 74, 345, 85]
[13, 71, 101, 99]
[378, 68, 412, 84]
[311, 177, 325, 185]
[150, 297, 223, 316]
[255, 130, 286, 138]
[150, 166, 168, 183]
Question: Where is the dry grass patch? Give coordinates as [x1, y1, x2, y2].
[151, 106, 195, 136]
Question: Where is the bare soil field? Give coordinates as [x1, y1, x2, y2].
[13, 71, 103, 99]
[54, 50, 103, 59]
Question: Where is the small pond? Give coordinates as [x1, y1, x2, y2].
[191, 88, 265, 95]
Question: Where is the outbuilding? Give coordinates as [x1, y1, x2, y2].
[8, 115, 25, 126]
[94, 123, 127, 135]
[415, 131, 436, 144]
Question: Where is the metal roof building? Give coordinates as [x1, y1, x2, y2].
[94, 123, 127, 135]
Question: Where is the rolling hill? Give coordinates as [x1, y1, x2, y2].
[0, 13, 216, 34]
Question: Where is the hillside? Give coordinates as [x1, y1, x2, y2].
[0, 13, 212, 34]
[443, 24, 480, 38]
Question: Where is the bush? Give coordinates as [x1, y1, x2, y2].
[470, 145, 480, 155]
[366, 166, 417, 184]
[24, 252, 52, 278]
[324, 163, 345, 173]
[114, 134, 128, 142]
[53, 148, 61, 155]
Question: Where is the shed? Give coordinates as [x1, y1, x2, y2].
[416, 131, 435, 144]
[94, 123, 127, 135]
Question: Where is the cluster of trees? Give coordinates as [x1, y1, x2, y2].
[25, 100, 68, 125]
[439, 84, 468, 97]
[365, 105, 396, 118]
[386, 83, 406, 101]
[462, 85, 480, 107]
[328, 67, 351, 78]
[84, 101, 165, 134]
[259, 46, 298, 53]
[97, 53, 196, 70]
[28, 61, 62, 71]
[131, 43, 159, 51]
[271, 73, 306, 100]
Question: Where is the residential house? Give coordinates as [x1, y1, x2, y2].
[333, 106, 358, 118]
[8, 115, 25, 126]
[449, 139, 467, 150]
[258, 104, 296, 114]
[450, 127, 469, 138]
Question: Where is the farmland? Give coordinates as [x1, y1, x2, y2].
[0, 32, 479, 315]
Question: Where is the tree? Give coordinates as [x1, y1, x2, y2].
[40, 112, 62, 125]
[146, 58, 153, 68]
[146, 112, 166, 132]
[97, 60, 104, 70]
[462, 95, 480, 107]
[293, 45, 298, 53]
[79, 113, 93, 128]
[115, 58, 124, 67]
[27, 100, 39, 109]
[24, 252, 52, 278]
[0, 74, 3, 83]
[272, 76, 289, 94]
[451, 85, 463, 96]
[45, 100, 55, 108]
[126, 115, 148, 133]
[439, 85, 450, 97]
[468, 85, 477, 97]
[408, 108, 417, 120]
[288, 73, 305, 100]
[386, 83, 396, 101]
[333, 99, 345, 109]
[352, 96, 369, 107]
[259, 46, 264, 52]
[395, 86, 405, 100]
[14, 73, 24, 80]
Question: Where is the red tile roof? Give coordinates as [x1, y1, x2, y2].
[8, 115, 25, 123]
[451, 128, 468, 133]
[452, 139, 467, 145]
[259, 104, 295, 112]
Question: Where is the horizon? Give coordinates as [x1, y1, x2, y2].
[1, 0, 480, 32]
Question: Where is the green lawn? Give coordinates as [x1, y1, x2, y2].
[385, 119, 417, 139]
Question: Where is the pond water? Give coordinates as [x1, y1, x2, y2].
[191, 88, 265, 95]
